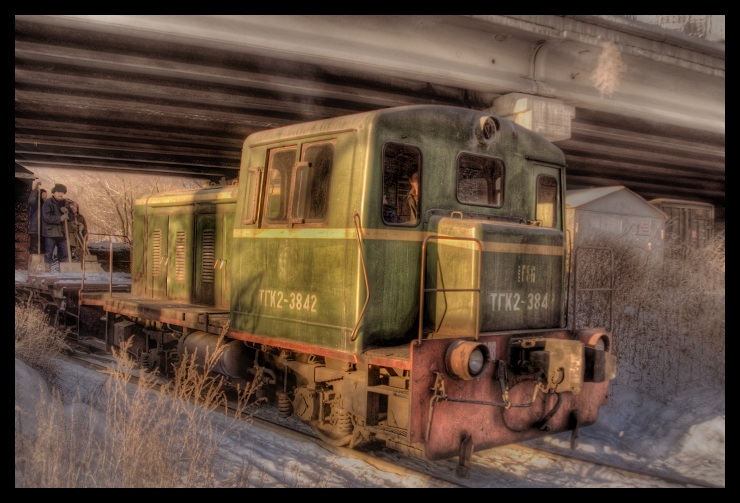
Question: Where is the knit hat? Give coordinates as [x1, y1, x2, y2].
[51, 184, 67, 194]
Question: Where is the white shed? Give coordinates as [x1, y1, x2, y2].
[566, 186, 667, 262]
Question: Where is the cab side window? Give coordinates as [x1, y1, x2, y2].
[536, 175, 558, 228]
[456, 153, 504, 207]
[382, 142, 422, 226]
[298, 142, 333, 222]
[263, 141, 334, 226]
[264, 147, 296, 224]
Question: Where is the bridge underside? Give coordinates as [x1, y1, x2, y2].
[14, 15, 724, 220]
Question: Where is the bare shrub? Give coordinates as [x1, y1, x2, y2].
[573, 232, 725, 402]
[29, 167, 207, 244]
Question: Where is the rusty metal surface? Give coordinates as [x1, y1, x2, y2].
[409, 335, 610, 460]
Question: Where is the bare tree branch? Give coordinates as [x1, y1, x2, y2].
[29, 168, 206, 243]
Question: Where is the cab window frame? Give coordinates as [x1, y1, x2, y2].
[535, 174, 559, 228]
[260, 140, 335, 228]
[381, 142, 423, 226]
[455, 152, 504, 208]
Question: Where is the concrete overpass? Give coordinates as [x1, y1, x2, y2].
[14, 15, 724, 219]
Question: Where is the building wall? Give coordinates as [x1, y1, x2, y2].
[15, 179, 31, 270]
[571, 210, 666, 260]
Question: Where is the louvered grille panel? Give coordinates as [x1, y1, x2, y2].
[175, 231, 186, 281]
[152, 229, 162, 277]
[202, 228, 215, 283]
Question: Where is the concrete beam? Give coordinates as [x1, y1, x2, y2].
[15, 15, 724, 135]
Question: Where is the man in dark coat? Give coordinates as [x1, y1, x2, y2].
[42, 183, 71, 269]
[27, 181, 47, 254]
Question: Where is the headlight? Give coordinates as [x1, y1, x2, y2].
[476, 116, 499, 146]
[445, 340, 491, 380]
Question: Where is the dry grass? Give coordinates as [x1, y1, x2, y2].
[14, 304, 70, 378]
[14, 309, 270, 488]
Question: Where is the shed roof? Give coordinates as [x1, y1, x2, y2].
[566, 186, 667, 219]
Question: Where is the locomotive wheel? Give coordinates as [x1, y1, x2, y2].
[312, 408, 355, 447]
[313, 425, 353, 447]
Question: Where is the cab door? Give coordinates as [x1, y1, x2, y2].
[166, 214, 194, 302]
[216, 211, 234, 309]
[194, 213, 217, 306]
[194, 209, 234, 308]
[147, 214, 169, 299]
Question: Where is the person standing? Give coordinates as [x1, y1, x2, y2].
[27, 181, 47, 254]
[42, 183, 71, 270]
[67, 200, 88, 262]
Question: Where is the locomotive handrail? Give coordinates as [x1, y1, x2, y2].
[350, 212, 370, 342]
[572, 245, 614, 331]
[565, 228, 574, 328]
[75, 232, 131, 341]
[417, 234, 483, 345]
[77, 232, 130, 295]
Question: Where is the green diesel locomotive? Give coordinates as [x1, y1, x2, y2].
[103, 104, 616, 470]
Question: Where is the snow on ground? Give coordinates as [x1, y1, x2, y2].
[15, 355, 724, 488]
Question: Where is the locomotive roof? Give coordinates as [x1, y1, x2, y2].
[134, 182, 238, 206]
[243, 105, 458, 144]
[241, 104, 562, 160]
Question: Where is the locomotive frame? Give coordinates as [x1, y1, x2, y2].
[18, 105, 617, 473]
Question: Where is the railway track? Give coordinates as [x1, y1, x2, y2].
[352, 428, 715, 488]
[66, 348, 717, 488]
